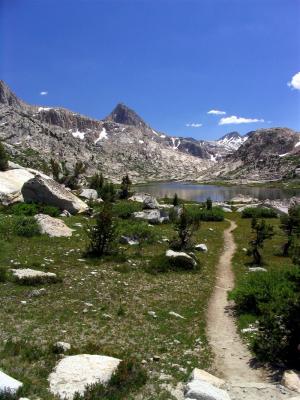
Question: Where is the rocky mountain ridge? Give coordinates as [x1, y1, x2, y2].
[0, 80, 299, 183]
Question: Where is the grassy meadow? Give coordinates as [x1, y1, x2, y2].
[0, 202, 228, 399]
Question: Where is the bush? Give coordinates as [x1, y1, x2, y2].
[0, 141, 9, 171]
[0, 266, 8, 282]
[230, 268, 300, 367]
[170, 207, 199, 250]
[85, 203, 117, 257]
[118, 221, 157, 243]
[186, 205, 224, 222]
[73, 358, 147, 400]
[7, 203, 60, 217]
[113, 201, 143, 219]
[242, 207, 278, 219]
[12, 216, 40, 237]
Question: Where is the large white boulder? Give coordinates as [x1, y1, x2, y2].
[282, 370, 300, 393]
[129, 193, 159, 209]
[0, 168, 34, 205]
[189, 369, 225, 389]
[166, 249, 197, 269]
[133, 209, 161, 224]
[185, 379, 231, 400]
[0, 163, 52, 205]
[48, 354, 121, 399]
[22, 175, 88, 214]
[34, 214, 73, 237]
[0, 370, 23, 394]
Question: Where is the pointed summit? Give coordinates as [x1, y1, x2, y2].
[218, 131, 241, 141]
[105, 103, 148, 128]
[0, 80, 25, 109]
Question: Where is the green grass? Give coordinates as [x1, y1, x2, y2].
[0, 209, 228, 399]
[228, 212, 295, 342]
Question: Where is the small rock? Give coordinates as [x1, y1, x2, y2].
[54, 342, 71, 353]
[79, 188, 98, 200]
[166, 249, 197, 269]
[282, 370, 300, 393]
[169, 311, 185, 319]
[153, 355, 161, 362]
[185, 379, 231, 400]
[189, 368, 225, 388]
[249, 267, 267, 272]
[29, 288, 46, 297]
[195, 243, 208, 252]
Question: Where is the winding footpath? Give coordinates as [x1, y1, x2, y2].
[206, 220, 298, 400]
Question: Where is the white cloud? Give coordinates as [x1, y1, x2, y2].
[207, 109, 226, 115]
[185, 123, 203, 128]
[219, 115, 264, 125]
[287, 72, 300, 90]
[40, 91, 48, 96]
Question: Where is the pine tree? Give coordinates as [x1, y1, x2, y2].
[85, 202, 116, 257]
[206, 197, 212, 211]
[249, 218, 274, 265]
[120, 174, 132, 199]
[50, 158, 61, 181]
[171, 207, 199, 250]
[0, 141, 9, 171]
[280, 205, 300, 256]
[173, 193, 179, 207]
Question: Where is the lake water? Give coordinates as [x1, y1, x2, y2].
[134, 182, 300, 203]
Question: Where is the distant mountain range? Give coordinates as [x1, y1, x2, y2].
[0, 80, 299, 183]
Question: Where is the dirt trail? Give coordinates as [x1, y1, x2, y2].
[206, 220, 296, 400]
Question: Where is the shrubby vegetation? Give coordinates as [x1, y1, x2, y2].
[89, 172, 116, 202]
[112, 201, 143, 219]
[85, 203, 117, 257]
[0, 215, 40, 238]
[230, 268, 300, 368]
[0, 141, 9, 171]
[119, 174, 132, 200]
[280, 205, 300, 256]
[185, 205, 224, 222]
[241, 207, 278, 219]
[248, 218, 274, 265]
[170, 206, 199, 250]
[117, 220, 157, 244]
[5, 203, 60, 217]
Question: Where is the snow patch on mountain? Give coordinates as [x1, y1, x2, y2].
[94, 128, 108, 144]
[171, 137, 180, 150]
[72, 130, 86, 140]
[38, 107, 52, 112]
[217, 134, 247, 151]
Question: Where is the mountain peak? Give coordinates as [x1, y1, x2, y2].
[105, 103, 148, 128]
[0, 80, 25, 109]
[218, 131, 241, 141]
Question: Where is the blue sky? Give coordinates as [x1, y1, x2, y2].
[1, 0, 300, 140]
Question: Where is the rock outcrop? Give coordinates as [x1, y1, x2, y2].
[22, 175, 88, 214]
[34, 214, 73, 237]
[48, 354, 121, 399]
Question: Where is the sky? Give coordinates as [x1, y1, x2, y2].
[1, 0, 300, 140]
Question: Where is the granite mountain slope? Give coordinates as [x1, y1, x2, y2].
[0, 80, 299, 183]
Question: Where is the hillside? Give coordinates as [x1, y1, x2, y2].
[0, 80, 299, 183]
